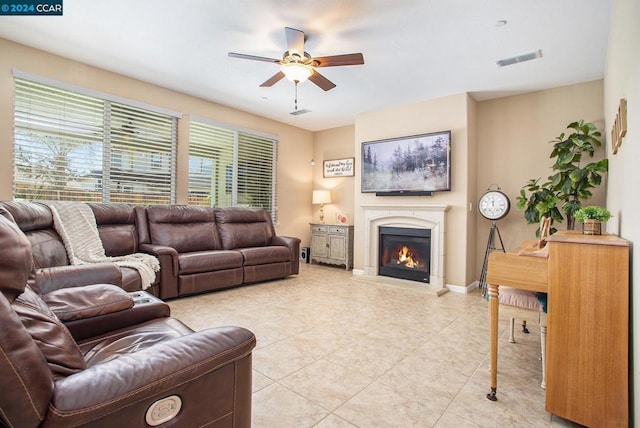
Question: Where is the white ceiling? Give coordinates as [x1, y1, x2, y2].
[0, 0, 613, 132]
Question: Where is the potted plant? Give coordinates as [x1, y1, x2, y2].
[517, 120, 608, 235]
[574, 205, 611, 235]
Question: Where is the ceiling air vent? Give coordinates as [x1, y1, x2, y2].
[290, 108, 311, 116]
[496, 49, 542, 67]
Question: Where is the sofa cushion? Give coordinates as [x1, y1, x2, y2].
[0, 201, 69, 269]
[29, 230, 71, 268]
[178, 250, 243, 275]
[89, 203, 139, 256]
[147, 205, 222, 252]
[0, 200, 51, 232]
[13, 286, 87, 378]
[215, 208, 275, 250]
[237, 246, 292, 266]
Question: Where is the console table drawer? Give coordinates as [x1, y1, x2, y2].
[328, 226, 347, 234]
[311, 225, 328, 233]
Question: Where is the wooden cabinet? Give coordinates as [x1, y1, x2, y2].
[545, 232, 629, 427]
[310, 223, 354, 270]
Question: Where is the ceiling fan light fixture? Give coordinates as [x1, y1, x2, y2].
[281, 62, 313, 83]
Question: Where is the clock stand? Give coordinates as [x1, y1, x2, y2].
[479, 221, 505, 297]
[477, 185, 510, 297]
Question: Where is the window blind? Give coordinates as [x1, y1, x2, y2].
[14, 77, 177, 204]
[188, 120, 277, 219]
[107, 103, 176, 204]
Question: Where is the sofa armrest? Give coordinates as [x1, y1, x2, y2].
[139, 243, 178, 272]
[57, 290, 171, 341]
[44, 284, 133, 322]
[138, 243, 180, 299]
[50, 326, 256, 427]
[35, 263, 123, 295]
[271, 235, 301, 274]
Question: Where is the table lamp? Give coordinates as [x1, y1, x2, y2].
[312, 190, 332, 223]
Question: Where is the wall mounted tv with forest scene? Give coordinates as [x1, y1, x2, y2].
[361, 130, 451, 195]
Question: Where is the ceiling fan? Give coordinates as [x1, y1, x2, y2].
[228, 27, 364, 91]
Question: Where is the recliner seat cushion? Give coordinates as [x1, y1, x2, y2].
[238, 246, 292, 266]
[79, 317, 193, 367]
[178, 250, 243, 275]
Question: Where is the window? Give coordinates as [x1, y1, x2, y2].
[188, 119, 277, 218]
[13, 75, 178, 204]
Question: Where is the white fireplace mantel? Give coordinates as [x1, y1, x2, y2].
[360, 204, 449, 288]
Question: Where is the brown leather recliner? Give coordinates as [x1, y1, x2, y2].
[0, 212, 256, 427]
[214, 207, 300, 282]
[137, 205, 246, 299]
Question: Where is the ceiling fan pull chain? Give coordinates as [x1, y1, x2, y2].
[294, 82, 298, 111]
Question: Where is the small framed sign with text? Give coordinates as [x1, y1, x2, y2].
[323, 158, 355, 178]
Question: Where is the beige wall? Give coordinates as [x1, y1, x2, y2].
[475, 80, 605, 276]
[0, 38, 314, 240]
[317, 81, 606, 288]
[604, 0, 640, 418]
[311, 125, 356, 234]
[353, 93, 475, 287]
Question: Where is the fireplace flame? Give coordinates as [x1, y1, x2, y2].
[397, 245, 421, 268]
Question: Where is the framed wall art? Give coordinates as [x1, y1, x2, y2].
[323, 158, 355, 178]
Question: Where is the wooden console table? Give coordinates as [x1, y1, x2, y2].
[486, 231, 629, 427]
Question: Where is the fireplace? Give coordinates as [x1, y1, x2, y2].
[378, 226, 431, 283]
[361, 204, 448, 289]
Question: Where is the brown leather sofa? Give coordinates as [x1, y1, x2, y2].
[138, 205, 301, 299]
[0, 210, 256, 427]
[0, 201, 300, 300]
[0, 200, 159, 295]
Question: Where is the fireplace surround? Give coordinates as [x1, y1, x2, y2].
[360, 205, 449, 289]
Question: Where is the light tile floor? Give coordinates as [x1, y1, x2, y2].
[169, 263, 581, 427]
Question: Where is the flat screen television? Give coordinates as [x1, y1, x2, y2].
[361, 130, 451, 195]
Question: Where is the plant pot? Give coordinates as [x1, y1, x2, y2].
[582, 219, 602, 235]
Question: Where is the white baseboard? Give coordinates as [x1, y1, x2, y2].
[447, 280, 480, 294]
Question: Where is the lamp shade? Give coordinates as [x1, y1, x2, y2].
[281, 62, 313, 83]
[312, 190, 332, 205]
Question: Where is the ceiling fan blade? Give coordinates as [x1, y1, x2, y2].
[260, 71, 286, 87]
[313, 53, 364, 67]
[228, 52, 281, 64]
[308, 71, 336, 91]
[285, 27, 305, 56]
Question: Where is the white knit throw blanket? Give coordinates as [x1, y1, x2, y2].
[46, 202, 159, 290]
